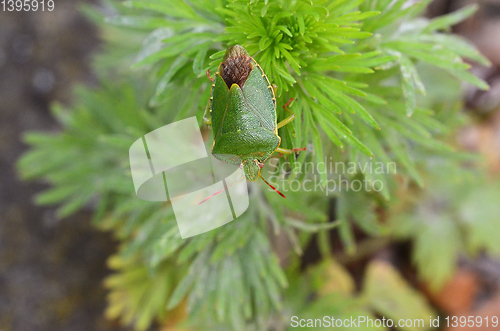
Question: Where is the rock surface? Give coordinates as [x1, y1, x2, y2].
[0, 2, 130, 330]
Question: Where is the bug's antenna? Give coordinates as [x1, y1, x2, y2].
[259, 174, 286, 198]
[198, 174, 245, 205]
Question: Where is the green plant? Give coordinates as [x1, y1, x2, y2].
[19, 1, 500, 330]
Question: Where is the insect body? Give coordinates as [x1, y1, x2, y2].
[204, 45, 304, 197]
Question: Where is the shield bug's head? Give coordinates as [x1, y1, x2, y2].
[242, 159, 262, 182]
[242, 160, 286, 198]
[220, 45, 253, 90]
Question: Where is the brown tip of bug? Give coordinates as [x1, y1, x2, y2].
[221, 55, 253, 89]
[223, 45, 250, 60]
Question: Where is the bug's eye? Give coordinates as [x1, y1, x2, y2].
[258, 162, 264, 168]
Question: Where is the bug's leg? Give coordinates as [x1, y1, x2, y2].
[275, 97, 306, 155]
[272, 84, 278, 96]
[203, 75, 215, 126]
[277, 98, 296, 129]
[203, 102, 212, 125]
[206, 69, 214, 82]
[275, 147, 306, 155]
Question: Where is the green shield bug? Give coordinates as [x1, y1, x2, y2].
[203, 45, 305, 199]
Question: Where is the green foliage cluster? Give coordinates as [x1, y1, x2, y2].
[18, 0, 500, 330]
[288, 258, 436, 331]
[388, 160, 500, 290]
[106, 0, 489, 200]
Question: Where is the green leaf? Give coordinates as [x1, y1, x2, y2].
[451, 67, 489, 90]
[310, 111, 327, 186]
[286, 218, 340, 232]
[315, 78, 380, 129]
[280, 48, 301, 75]
[460, 184, 500, 255]
[414, 34, 490, 66]
[105, 15, 167, 29]
[400, 61, 416, 117]
[167, 251, 208, 309]
[412, 214, 461, 290]
[423, 4, 478, 32]
[342, 132, 374, 158]
[381, 128, 423, 187]
[363, 260, 437, 330]
[149, 56, 191, 106]
[193, 42, 211, 76]
[124, 0, 200, 20]
[318, 120, 343, 148]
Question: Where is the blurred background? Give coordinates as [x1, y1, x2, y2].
[1, 0, 500, 330]
[0, 0, 129, 330]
